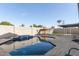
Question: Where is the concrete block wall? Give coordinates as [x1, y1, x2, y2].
[0, 25, 42, 35]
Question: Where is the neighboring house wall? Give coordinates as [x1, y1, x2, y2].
[0, 25, 42, 35]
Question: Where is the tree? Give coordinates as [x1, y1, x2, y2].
[33, 24, 37, 27]
[30, 24, 44, 28]
[0, 21, 14, 26]
[30, 25, 32, 27]
[38, 25, 43, 27]
[57, 20, 62, 24]
[51, 26, 55, 28]
[20, 24, 25, 27]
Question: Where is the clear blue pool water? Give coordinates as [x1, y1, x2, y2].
[9, 41, 55, 56]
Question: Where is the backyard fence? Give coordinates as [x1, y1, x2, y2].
[0, 25, 42, 35]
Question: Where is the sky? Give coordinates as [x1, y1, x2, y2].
[0, 3, 78, 27]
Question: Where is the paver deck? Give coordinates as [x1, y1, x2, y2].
[45, 35, 79, 56]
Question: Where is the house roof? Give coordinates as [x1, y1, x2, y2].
[59, 23, 79, 28]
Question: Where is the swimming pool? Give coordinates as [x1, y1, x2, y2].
[9, 41, 55, 56]
[13, 35, 33, 41]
